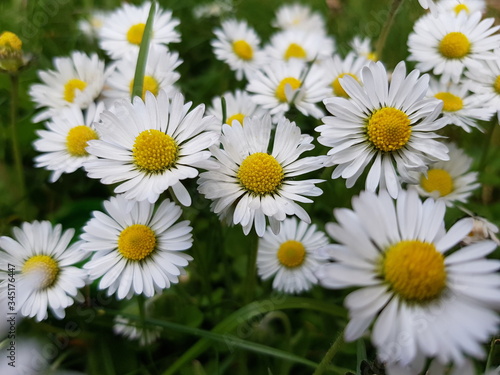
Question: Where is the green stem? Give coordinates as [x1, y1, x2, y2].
[485, 337, 499, 372]
[243, 230, 259, 304]
[312, 329, 345, 375]
[478, 117, 497, 174]
[374, 0, 405, 61]
[9, 73, 27, 218]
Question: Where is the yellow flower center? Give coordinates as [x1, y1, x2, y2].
[126, 23, 146, 45]
[453, 4, 469, 14]
[332, 73, 359, 97]
[493, 75, 500, 95]
[277, 240, 306, 268]
[129, 75, 160, 100]
[434, 92, 463, 112]
[226, 113, 245, 126]
[232, 40, 253, 60]
[367, 107, 411, 152]
[22, 255, 60, 289]
[382, 240, 447, 302]
[0, 31, 22, 51]
[275, 77, 301, 103]
[118, 224, 156, 261]
[66, 125, 99, 157]
[439, 32, 471, 59]
[237, 152, 284, 195]
[365, 51, 377, 61]
[63, 79, 87, 103]
[284, 43, 307, 60]
[420, 168, 454, 196]
[132, 129, 179, 174]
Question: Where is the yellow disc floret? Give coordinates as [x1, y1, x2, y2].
[133, 129, 179, 174]
[126, 23, 146, 45]
[284, 43, 307, 60]
[129, 75, 160, 99]
[454, 4, 469, 14]
[66, 125, 99, 157]
[0, 31, 22, 51]
[232, 40, 253, 60]
[382, 240, 447, 302]
[226, 113, 245, 126]
[367, 107, 411, 152]
[434, 92, 463, 112]
[439, 32, 471, 59]
[275, 77, 301, 103]
[332, 73, 359, 97]
[22, 255, 60, 289]
[64, 79, 87, 103]
[493, 75, 500, 95]
[277, 240, 306, 268]
[237, 152, 284, 195]
[420, 168, 454, 196]
[118, 224, 156, 261]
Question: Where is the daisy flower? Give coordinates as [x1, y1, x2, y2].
[316, 61, 449, 198]
[84, 91, 220, 205]
[264, 28, 335, 64]
[82, 195, 193, 300]
[33, 102, 105, 182]
[427, 78, 494, 132]
[102, 45, 182, 105]
[211, 18, 267, 81]
[458, 206, 500, 246]
[78, 9, 108, 39]
[197, 115, 325, 236]
[408, 11, 500, 83]
[207, 89, 266, 131]
[319, 52, 370, 98]
[98, 1, 180, 60]
[407, 143, 480, 206]
[0, 221, 88, 321]
[246, 59, 331, 122]
[113, 315, 161, 346]
[29, 51, 106, 122]
[193, 0, 234, 19]
[437, 0, 486, 16]
[317, 189, 500, 367]
[257, 217, 329, 294]
[350, 36, 378, 61]
[271, 3, 327, 34]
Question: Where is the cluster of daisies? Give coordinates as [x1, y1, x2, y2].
[1, 0, 500, 373]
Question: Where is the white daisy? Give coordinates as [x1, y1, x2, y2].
[319, 52, 370, 98]
[246, 59, 331, 122]
[33, 102, 105, 182]
[264, 28, 335, 64]
[350, 36, 378, 62]
[408, 11, 500, 83]
[29, 51, 106, 122]
[407, 143, 480, 206]
[427, 78, 494, 132]
[317, 189, 500, 367]
[211, 18, 267, 81]
[271, 3, 327, 34]
[193, 0, 234, 19]
[78, 9, 108, 39]
[81, 195, 193, 300]
[458, 206, 500, 246]
[0, 221, 88, 321]
[102, 45, 182, 105]
[437, 0, 486, 16]
[98, 1, 180, 60]
[257, 217, 329, 294]
[197, 115, 325, 237]
[113, 315, 161, 346]
[316, 61, 449, 198]
[84, 91, 220, 205]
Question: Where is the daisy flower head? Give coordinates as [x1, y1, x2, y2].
[458, 206, 500, 246]
[317, 189, 500, 367]
[437, 0, 486, 16]
[316, 61, 449, 198]
[102, 45, 182, 105]
[246, 59, 331, 123]
[211, 18, 267, 81]
[407, 142, 480, 206]
[197, 115, 325, 237]
[29, 51, 106, 122]
[350, 36, 378, 62]
[0, 221, 88, 321]
[84, 91, 220, 205]
[78, 9, 108, 39]
[264, 28, 335, 64]
[257, 217, 329, 294]
[98, 1, 180, 60]
[408, 11, 500, 83]
[427, 78, 494, 132]
[113, 315, 162, 346]
[272, 3, 327, 34]
[33, 102, 105, 183]
[320, 52, 370, 98]
[81, 195, 193, 300]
